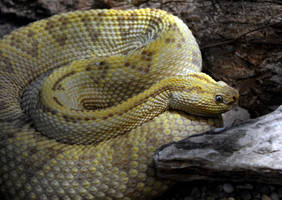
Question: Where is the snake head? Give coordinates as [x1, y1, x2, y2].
[169, 73, 239, 117]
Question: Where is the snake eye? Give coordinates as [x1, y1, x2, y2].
[215, 95, 223, 103]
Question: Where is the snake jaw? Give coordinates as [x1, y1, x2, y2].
[226, 91, 239, 106]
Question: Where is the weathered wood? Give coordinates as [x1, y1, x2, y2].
[154, 106, 282, 185]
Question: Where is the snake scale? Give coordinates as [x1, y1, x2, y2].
[0, 8, 239, 200]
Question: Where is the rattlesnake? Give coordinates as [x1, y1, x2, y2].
[0, 8, 238, 199]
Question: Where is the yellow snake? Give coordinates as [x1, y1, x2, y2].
[0, 8, 239, 199]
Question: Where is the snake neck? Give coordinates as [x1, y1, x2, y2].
[23, 75, 178, 145]
[22, 71, 238, 145]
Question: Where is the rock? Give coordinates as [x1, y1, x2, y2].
[156, 182, 282, 200]
[222, 106, 250, 129]
[271, 193, 280, 200]
[259, 186, 271, 195]
[222, 183, 235, 194]
[277, 187, 282, 197]
[190, 187, 201, 198]
[184, 197, 194, 200]
[253, 193, 261, 200]
[241, 191, 252, 200]
[236, 184, 254, 190]
[154, 106, 282, 185]
[261, 194, 272, 200]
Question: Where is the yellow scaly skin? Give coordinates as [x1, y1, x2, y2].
[0, 8, 239, 199]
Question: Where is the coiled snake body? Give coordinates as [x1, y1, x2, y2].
[0, 9, 238, 199]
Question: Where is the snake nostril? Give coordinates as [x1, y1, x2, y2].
[233, 96, 237, 102]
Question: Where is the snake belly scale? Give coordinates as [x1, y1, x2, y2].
[0, 8, 238, 200]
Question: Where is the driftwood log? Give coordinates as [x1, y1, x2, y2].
[153, 106, 282, 185]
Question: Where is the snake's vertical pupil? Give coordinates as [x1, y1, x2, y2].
[215, 95, 223, 103]
[233, 96, 237, 102]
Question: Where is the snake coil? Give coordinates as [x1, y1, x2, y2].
[0, 8, 238, 199]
